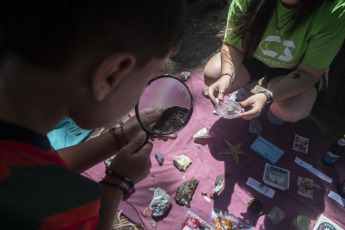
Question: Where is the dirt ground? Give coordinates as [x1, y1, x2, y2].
[112, 1, 344, 229]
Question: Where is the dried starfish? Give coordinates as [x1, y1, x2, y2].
[219, 138, 249, 166]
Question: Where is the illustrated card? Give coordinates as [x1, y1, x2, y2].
[263, 164, 290, 190]
[297, 177, 314, 198]
[293, 134, 309, 154]
[312, 214, 344, 230]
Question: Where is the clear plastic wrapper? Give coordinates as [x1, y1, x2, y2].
[210, 209, 254, 230]
[181, 210, 214, 230]
[215, 99, 241, 119]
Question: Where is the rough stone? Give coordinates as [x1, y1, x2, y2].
[179, 71, 191, 82]
[149, 188, 172, 217]
[174, 178, 199, 207]
[249, 119, 263, 136]
[173, 155, 192, 171]
[155, 152, 164, 166]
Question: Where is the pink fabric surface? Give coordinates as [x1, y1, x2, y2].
[84, 69, 345, 230]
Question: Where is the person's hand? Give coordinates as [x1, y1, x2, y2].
[122, 107, 163, 141]
[108, 131, 152, 184]
[237, 93, 267, 120]
[208, 75, 232, 104]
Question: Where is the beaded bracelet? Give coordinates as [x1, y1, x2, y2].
[100, 166, 135, 199]
[104, 166, 134, 190]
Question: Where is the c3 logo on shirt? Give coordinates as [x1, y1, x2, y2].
[259, 35, 295, 62]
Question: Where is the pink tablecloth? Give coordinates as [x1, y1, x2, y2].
[85, 69, 345, 230]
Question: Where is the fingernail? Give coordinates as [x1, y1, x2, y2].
[138, 131, 146, 139]
[155, 106, 163, 113]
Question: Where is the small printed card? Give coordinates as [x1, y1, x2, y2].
[293, 134, 309, 154]
[312, 214, 344, 230]
[246, 177, 275, 198]
[263, 164, 290, 191]
[297, 177, 314, 198]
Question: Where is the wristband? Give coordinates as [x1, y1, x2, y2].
[221, 73, 234, 81]
[259, 91, 273, 106]
[100, 166, 135, 199]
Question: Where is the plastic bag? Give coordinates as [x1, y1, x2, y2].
[181, 210, 214, 230]
[210, 209, 254, 230]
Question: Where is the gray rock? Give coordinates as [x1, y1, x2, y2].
[249, 119, 262, 136]
[179, 71, 191, 82]
[155, 152, 164, 166]
[174, 178, 199, 208]
[149, 188, 172, 217]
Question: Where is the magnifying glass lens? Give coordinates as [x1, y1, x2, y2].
[152, 105, 190, 134]
[135, 76, 193, 137]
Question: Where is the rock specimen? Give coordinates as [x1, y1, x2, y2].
[173, 155, 192, 171]
[149, 188, 172, 217]
[249, 119, 262, 136]
[155, 152, 164, 166]
[179, 71, 191, 82]
[174, 178, 199, 207]
[211, 173, 230, 198]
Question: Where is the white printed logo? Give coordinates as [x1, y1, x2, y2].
[259, 35, 295, 62]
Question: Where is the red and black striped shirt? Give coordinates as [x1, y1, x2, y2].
[0, 120, 101, 230]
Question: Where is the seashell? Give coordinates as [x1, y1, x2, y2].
[193, 127, 211, 139]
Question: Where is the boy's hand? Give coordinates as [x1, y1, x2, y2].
[108, 131, 152, 184]
[123, 107, 162, 141]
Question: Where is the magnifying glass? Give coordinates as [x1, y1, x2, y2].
[135, 75, 194, 145]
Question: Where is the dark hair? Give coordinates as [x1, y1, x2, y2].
[229, 0, 326, 57]
[0, 0, 185, 71]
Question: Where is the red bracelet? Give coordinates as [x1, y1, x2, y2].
[109, 127, 128, 149]
[221, 73, 234, 81]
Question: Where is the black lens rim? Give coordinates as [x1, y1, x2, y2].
[134, 75, 194, 136]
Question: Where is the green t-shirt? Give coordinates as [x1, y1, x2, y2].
[224, 0, 345, 69]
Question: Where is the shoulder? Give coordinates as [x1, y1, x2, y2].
[310, 0, 345, 29]
[229, 0, 251, 11]
[318, 0, 345, 17]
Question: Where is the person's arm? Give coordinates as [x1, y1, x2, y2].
[268, 63, 325, 102]
[58, 107, 162, 173]
[96, 132, 152, 230]
[238, 63, 325, 119]
[97, 185, 123, 230]
[57, 131, 120, 173]
[208, 43, 245, 103]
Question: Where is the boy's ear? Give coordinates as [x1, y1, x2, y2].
[93, 53, 136, 101]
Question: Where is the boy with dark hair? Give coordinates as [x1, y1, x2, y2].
[0, 1, 185, 229]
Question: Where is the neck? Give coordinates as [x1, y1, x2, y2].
[280, 0, 300, 6]
[0, 59, 69, 135]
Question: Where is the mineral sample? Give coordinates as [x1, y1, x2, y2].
[149, 188, 172, 217]
[174, 178, 199, 207]
[179, 71, 191, 82]
[249, 119, 262, 136]
[173, 155, 192, 171]
[155, 152, 164, 166]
